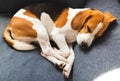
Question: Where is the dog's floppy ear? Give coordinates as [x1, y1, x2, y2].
[96, 11, 117, 37]
[104, 11, 117, 22]
[71, 10, 92, 30]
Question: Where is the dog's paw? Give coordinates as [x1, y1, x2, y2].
[54, 61, 66, 69]
[63, 63, 71, 78]
[63, 69, 69, 78]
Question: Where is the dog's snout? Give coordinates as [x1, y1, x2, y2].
[80, 42, 88, 49]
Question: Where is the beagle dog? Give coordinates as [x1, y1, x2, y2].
[3, 3, 116, 78]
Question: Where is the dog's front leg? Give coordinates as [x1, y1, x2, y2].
[38, 37, 66, 62]
[63, 44, 75, 78]
[41, 52, 65, 69]
[51, 32, 70, 58]
[38, 36, 66, 68]
[36, 22, 66, 63]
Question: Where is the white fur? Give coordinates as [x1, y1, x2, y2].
[77, 33, 94, 47]
[68, 8, 90, 21]
[63, 44, 75, 78]
[13, 40, 36, 50]
[41, 12, 54, 35]
[92, 22, 103, 35]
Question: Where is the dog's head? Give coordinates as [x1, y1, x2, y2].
[72, 9, 116, 48]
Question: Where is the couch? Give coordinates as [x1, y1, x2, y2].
[0, 0, 120, 81]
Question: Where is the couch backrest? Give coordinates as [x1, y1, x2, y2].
[0, 0, 87, 13]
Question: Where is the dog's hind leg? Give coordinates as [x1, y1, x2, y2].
[41, 12, 54, 34]
[4, 29, 36, 50]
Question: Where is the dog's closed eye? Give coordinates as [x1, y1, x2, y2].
[87, 26, 92, 33]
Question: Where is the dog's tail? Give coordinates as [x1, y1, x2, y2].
[3, 25, 36, 51]
[41, 12, 54, 34]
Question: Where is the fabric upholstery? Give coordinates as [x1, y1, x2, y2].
[0, 0, 120, 81]
[0, 0, 87, 13]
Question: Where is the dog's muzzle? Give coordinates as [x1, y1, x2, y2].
[77, 33, 94, 49]
[80, 41, 88, 49]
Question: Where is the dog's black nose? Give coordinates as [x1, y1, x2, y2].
[80, 42, 88, 49]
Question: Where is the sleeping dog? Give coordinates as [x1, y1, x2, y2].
[3, 3, 116, 78]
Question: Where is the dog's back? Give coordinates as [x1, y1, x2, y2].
[25, 3, 66, 21]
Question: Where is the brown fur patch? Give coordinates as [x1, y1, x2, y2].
[71, 10, 94, 30]
[96, 11, 116, 37]
[3, 25, 14, 46]
[23, 10, 37, 18]
[80, 12, 104, 34]
[9, 17, 37, 38]
[55, 9, 68, 28]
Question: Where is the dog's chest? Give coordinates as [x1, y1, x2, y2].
[52, 23, 78, 43]
[65, 28, 78, 43]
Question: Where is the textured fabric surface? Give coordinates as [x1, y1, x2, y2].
[0, 0, 87, 13]
[118, 0, 120, 3]
[0, 0, 43, 13]
[0, 0, 120, 81]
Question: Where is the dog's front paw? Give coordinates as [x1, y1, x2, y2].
[63, 69, 69, 78]
[62, 62, 72, 78]
[54, 61, 66, 69]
